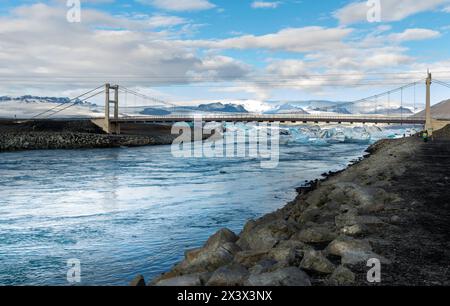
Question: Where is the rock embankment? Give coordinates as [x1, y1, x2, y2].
[0, 120, 176, 151]
[137, 125, 450, 286]
[0, 131, 155, 151]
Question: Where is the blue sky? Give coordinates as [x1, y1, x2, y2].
[1, 0, 450, 108]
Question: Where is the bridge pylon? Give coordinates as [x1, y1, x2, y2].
[104, 83, 120, 134]
[425, 71, 433, 136]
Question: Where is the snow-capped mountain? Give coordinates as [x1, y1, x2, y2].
[197, 102, 248, 113]
[0, 95, 101, 118]
[0, 95, 93, 105]
[284, 100, 343, 110]
[264, 100, 349, 115]
[311, 100, 419, 116]
[0, 94, 426, 119]
[137, 102, 249, 115]
[139, 108, 172, 116]
[264, 103, 309, 114]
[365, 107, 414, 115]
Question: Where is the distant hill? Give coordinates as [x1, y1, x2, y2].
[139, 108, 171, 116]
[313, 105, 352, 114]
[414, 99, 450, 119]
[135, 102, 249, 115]
[266, 100, 348, 114]
[264, 103, 309, 114]
[0, 95, 100, 118]
[196, 102, 248, 113]
[0, 95, 93, 106]
[0, 95, 71, 104]
[271, 100, 343, 110]
[366, 107, 413, 115]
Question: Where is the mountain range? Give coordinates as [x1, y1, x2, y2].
[0, 95, 432, 118]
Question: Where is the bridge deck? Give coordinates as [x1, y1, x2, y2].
[111, 114, 426, 125]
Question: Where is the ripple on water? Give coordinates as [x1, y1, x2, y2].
[0, 140, 375, 285]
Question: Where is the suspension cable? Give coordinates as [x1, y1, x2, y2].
[118, 86, 179, 108]
[434, 79, 450, 89]
[42, 90, 104, 118]
[316, 79, 424, 112]
[31, 84, 105, 119]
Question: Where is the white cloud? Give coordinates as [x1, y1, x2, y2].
[266, 60, 309, 76]
[335, 0, 449, 24]
[388, 28, 441, 42]
[182, 27, 353, 52]
[251, 1, 281, 9]
[1, 2, 448, 102]
[443, 5, 450, 12]
[138, 0, 215, 11]
[0, 3, 248, 95]
[147, 15, 187, 28]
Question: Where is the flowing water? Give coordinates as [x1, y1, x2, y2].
[0, 124, 419, 285]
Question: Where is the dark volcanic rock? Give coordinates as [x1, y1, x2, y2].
[0, 120, 176, 152]
[245, 267, 311, 286]
[130, 275, 146, 286]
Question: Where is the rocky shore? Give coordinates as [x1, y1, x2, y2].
[135, 125, 450, 286]
[0, 120, 176, 152]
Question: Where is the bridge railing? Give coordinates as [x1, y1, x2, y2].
[115, 113, 426, 122]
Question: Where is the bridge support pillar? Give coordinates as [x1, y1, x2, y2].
[104, 84, 120, 134]
[425, 72, 433, 136]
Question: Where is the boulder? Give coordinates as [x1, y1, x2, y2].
[335, 212, 358, 229]
[336, 212, 384, 233]
[328, 183, 388, 212]
[176, 242, 241, 273]
[150, 269, 181, 285]
[155, 273, 205, 286]
[390, 215, 401, 224]
[326, 236, 388, 265]
[358, 203, 385, 214]
[235, 250, 269, 267]
[305, 187, 332, 207]
[245, 267, 311, 286]
[340, 224, 366, 236]
[293, 225, 337, 244]
[248, 259, 277, 275]
[175, 229, 241, 274]
[205, 228, 239, 249]
[268, 246, 297, 264]
[237, 219, 298, 250]
[276, 240, 313, 259]
[300, 250, 335, 274]
[130, 275, 146, 286]
[206, 264, 249, 286]
[343, 184, 373, 207]
[185, 248, 203, 262]
[327, 236, 372, 257]
[327, 265, 356, 286]
[327, 184, 350, 204]
[298, 207, 322, 224]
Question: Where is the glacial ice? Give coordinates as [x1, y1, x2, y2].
[223, 122, 421, 146]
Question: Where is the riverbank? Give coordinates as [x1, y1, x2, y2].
[140, 125, 450, 286]
[0, 120, 176, 152]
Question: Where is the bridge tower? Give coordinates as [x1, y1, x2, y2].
[425, 71, 433, 135]
[104, 83, 120, 134]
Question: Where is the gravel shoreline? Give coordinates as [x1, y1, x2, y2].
[138, 125, 450, 287]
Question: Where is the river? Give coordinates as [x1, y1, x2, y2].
[0, 124, 418, 285]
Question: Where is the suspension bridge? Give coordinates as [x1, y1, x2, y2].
[25, 72, 450, 135]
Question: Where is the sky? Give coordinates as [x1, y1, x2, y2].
[1, 0, 450, 108]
